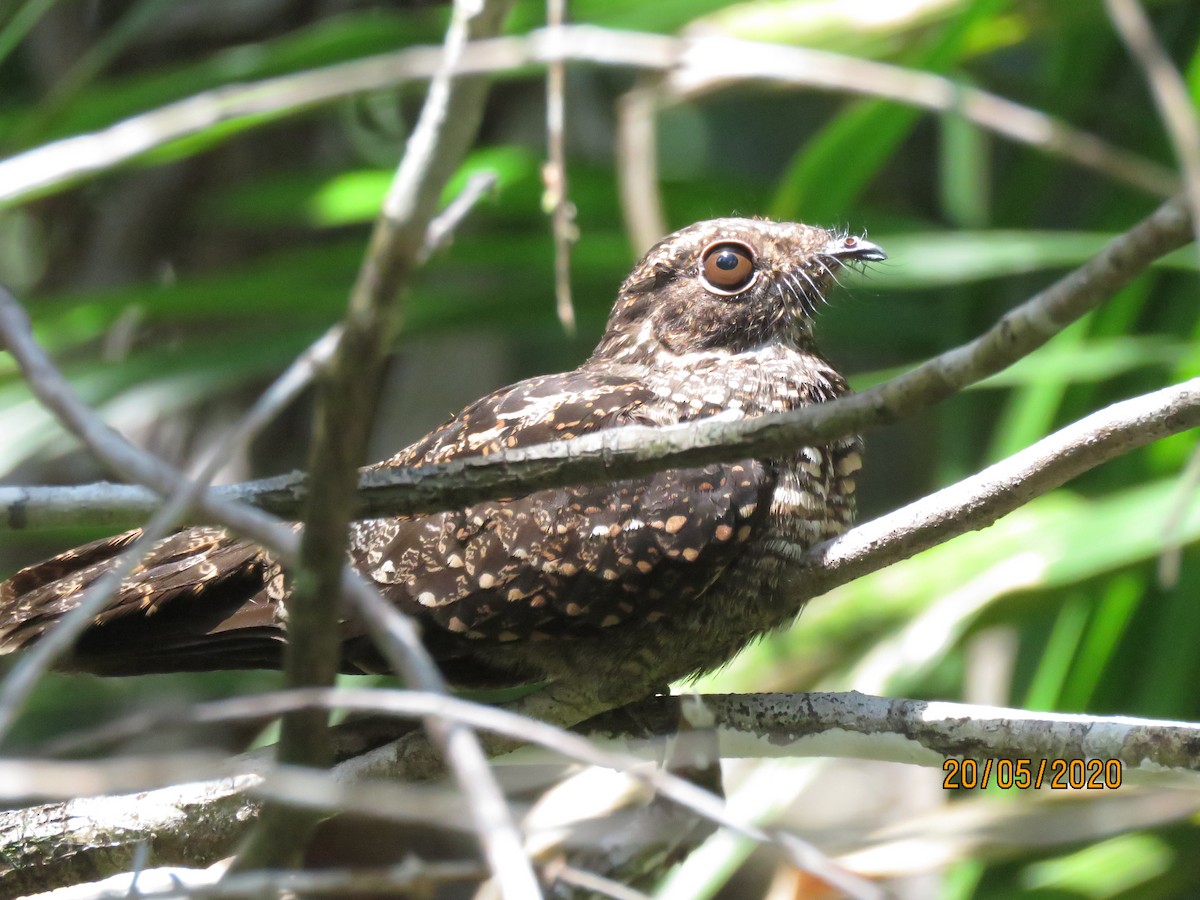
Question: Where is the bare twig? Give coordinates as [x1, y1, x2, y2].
[421, 170, 498, 261]
[0, 195, 1192, 540]
[245, 0, 532, 893]
[1105, 0, 1200, 248]
[543, 0, 577, 334]
[33, 686, 884, 899]
[615, 82, 667, 254]
[0, 173, 499, 742]
[20, 677, 1200, 896]
[801, 376, 1200, 596]
[1104, 0, 1200, 588]
[0, 27, 1176, 209]
[662, 34, 1178, 195]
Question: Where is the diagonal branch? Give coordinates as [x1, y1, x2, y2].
[0, 194, 1191, 538]
[0, 173, 497, 738]
[238, 1, 536, 895]
[1105, 0, 1200, 252]
[800, 375, 1200, 596]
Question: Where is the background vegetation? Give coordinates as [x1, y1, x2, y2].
[1, 0, 1199, 896]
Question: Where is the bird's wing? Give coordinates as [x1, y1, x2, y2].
[0, 526, 289, 673]
[347, 369, 775, 683]
[0, 370, 775, 680]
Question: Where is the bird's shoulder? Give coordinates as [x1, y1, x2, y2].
[379, 366, 662, 468]
[348, 365, 776, 677]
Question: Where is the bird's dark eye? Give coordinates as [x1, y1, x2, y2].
[700, 241, 757, 295]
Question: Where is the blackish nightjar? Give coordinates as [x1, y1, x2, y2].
[0, 219, 884, 699]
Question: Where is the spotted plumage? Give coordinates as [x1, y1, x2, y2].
[0, 219, 883, 698]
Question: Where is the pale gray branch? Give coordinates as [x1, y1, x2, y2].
[544, 0, 577, 334]
[14, 859, 486, 900]
[615, 82, 667, 254]
[0, 170, 500, 742]
[9, 686, 1200, 896]
[587, 692, 1200, 783]
[0, 26, 1175, 209]
[4, 194, 1188, 535]
[801, 376, 1200, 596]
[232, 0, 532, 893]
[1, 687, 882, 900]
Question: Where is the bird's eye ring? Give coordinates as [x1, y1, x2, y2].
[699, 241, 757, 295]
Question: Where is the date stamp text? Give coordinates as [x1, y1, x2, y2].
[942, 758, 1123, 790]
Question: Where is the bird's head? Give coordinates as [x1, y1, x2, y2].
[593, 218, 885, 361]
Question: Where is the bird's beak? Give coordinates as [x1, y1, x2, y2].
[820, 235, 887, 263]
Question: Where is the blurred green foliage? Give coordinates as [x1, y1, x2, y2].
[1, 0, 1200, 896]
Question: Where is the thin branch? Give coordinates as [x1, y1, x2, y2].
[663, 34, 1178, 196]
[0, 195, 1191, 542]
[245, 1, 533, 895]
[421, 169, 498, 261]
[0, 175, 498, 742]
[0, 26, 1176, 209]
[1105, 0, 1200, 249]
[28, 686, 885, 900]
[585, 693, 1200, 780]
[15, 682, 1200, 895]
[615, 82, 667, 254]
[1104, 0, 1200, 588]
[801, 375, 1200, 596]
[543, 0, 577, 334]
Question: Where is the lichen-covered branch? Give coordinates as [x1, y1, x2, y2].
[586, 692, 1200, 780]
[6, 686, 1200, 895]
[2, 194, 1189, 536]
